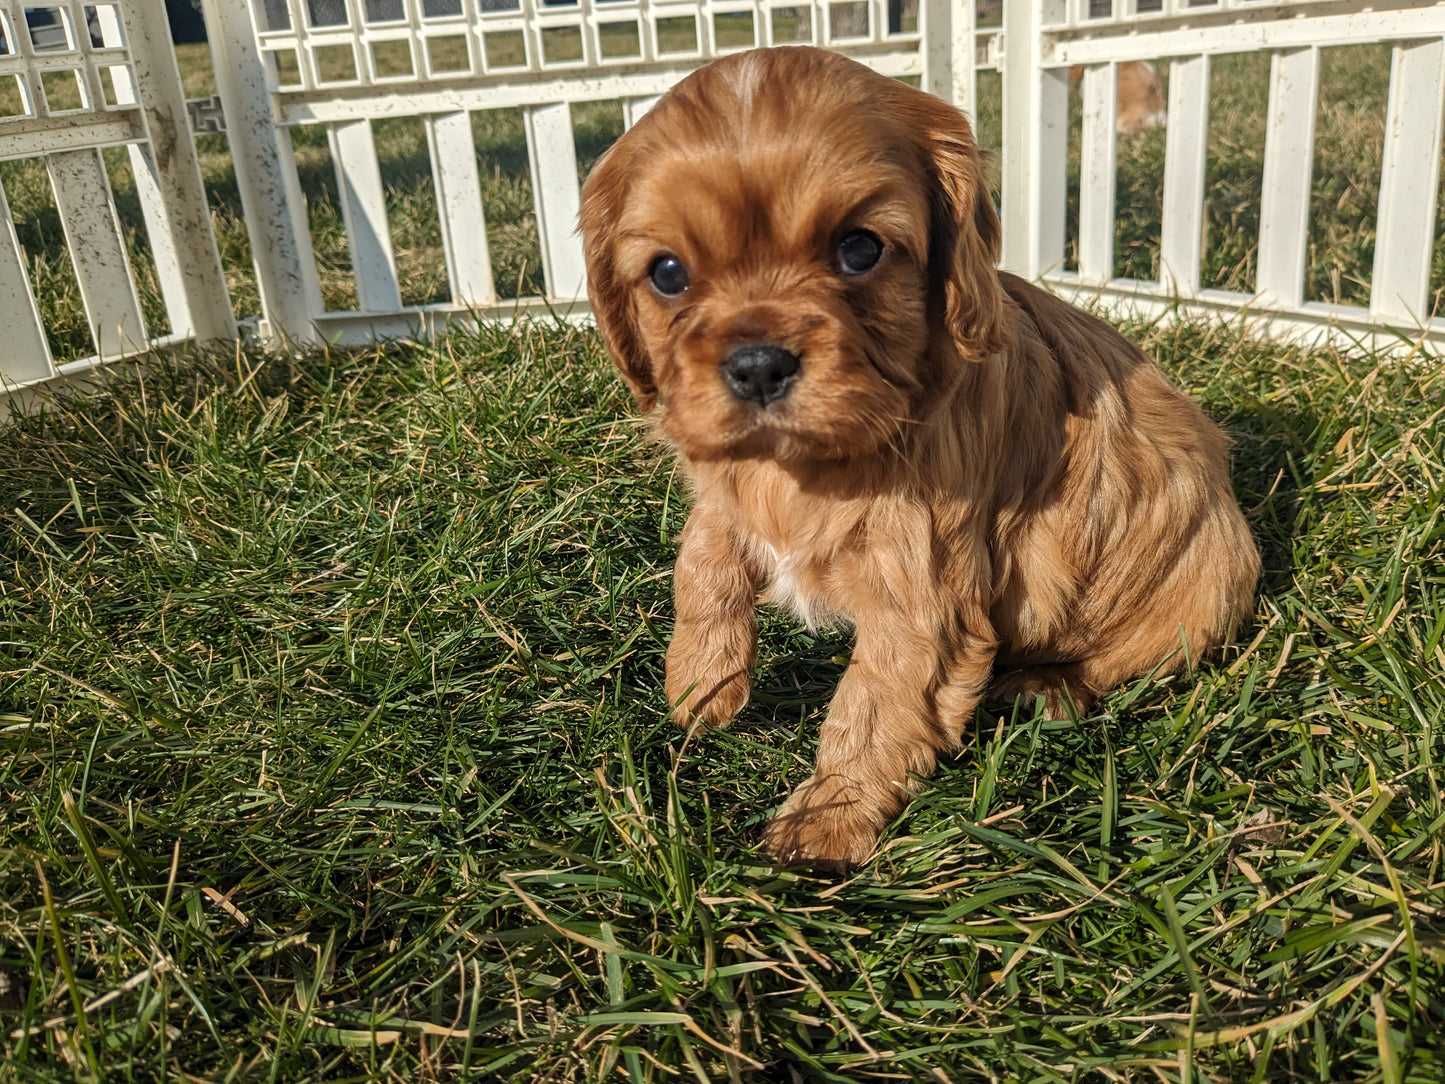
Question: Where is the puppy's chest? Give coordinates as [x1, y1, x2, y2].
[751, 539, 847, 630]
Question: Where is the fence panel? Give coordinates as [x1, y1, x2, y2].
[6, 0, 1445, 393]
[1010, 0, 1445, 354]
[210, 0, 928, 345]
[0, 0, 232, 392]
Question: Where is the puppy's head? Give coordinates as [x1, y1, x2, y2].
[580, 46, 1004, 463]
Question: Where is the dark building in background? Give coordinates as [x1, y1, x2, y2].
[166, 0, 207, 42]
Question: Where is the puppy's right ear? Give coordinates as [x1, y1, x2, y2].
[580, 143, 658, 411]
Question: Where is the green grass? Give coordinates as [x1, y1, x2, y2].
[0, 313, 1443, 1081]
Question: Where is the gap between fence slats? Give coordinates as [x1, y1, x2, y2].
[47, 147, 148, 360]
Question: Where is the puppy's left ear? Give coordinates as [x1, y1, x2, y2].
[905, 92, 1008, 362]
[580, 142, 658, 411]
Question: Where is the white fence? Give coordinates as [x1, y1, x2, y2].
[198, 0, 945, 347]
[1003, 0, 1445, 352]
[0, 0, 232, 390]
[0, 0, 1442, 397]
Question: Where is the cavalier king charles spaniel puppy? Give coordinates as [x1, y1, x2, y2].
[579, 46, 1259, 872]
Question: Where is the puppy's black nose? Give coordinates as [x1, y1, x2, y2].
[721, 345, 800, 406]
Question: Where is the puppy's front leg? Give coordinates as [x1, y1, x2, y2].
[666, 507, 760, 729]
[765, 622, 993, 871]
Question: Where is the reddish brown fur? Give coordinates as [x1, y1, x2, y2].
[1069, 60, 1168, 135]
[580, 47, 1259, 872]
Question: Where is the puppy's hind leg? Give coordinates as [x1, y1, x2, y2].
[666, 506, 762, 730]
[989, 663, 1097, 721]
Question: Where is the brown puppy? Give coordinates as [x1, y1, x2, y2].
[580, 47, 1259, 872]
[1069, 60, 1168, 135]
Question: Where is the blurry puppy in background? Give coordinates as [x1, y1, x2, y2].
[1069, 60, 1168, 134]
[580, 47, 1258, 872]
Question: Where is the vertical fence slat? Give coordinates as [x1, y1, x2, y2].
[200, 0, 323, 344]
[116, 0, 236, 341]
[427, 110, 496, 306]
[91, 6, 201, 337]
[1001, 0, 1067, 279]
[329, 118, 403, 312]
[524, 101, 586, 302]
[1256, 45, 1319, 309]
[47, 148, 148, 359]
[921, 0, 974, 114]
[0, 180, 56, 386]
[1160, 53, 1209, 296]
[124, 145, 200, 338]
[1371, 37, 1445, 324]
[1078, 63, 1117, 283]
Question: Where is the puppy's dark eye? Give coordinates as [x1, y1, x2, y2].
[837, 230, 884, 276]
[649, 255, 690, 297]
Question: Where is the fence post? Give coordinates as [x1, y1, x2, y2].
[921, 0, 974, 114]
[1371, 38, 1445, 325]
[1000, 0, 1066, 280]
[106, 0, 236, 343]
[200, 0, 324, 346]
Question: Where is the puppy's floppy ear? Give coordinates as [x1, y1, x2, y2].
[580, 141, 658, 411]
[903, 91, 1008, 361]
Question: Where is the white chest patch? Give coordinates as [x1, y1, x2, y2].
[755, 542, 848, 631]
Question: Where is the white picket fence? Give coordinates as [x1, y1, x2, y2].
[0, 0, 1442, 397]
[1004, 0, 1445, 352]
[0, 0, 233, 391]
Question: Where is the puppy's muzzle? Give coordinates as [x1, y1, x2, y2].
[721, 344, 800, 406]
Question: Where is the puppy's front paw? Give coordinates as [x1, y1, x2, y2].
[665, 643, 751, 730]
[763, 774, 884, 873]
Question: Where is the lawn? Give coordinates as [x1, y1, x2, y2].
[1, 29, 1443, 1084]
